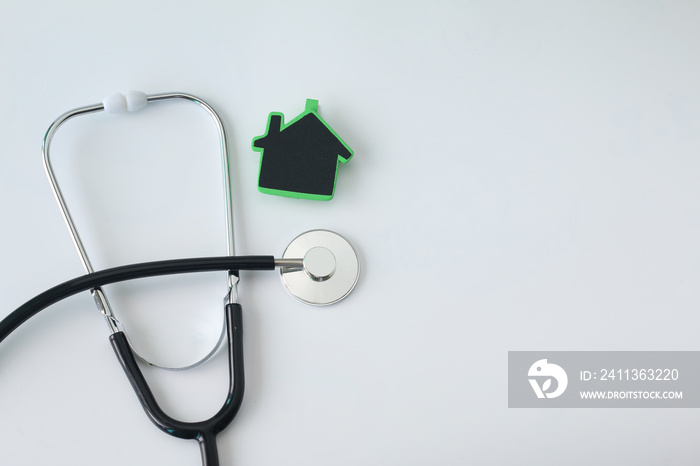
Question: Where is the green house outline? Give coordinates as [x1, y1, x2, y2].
[251, 99, 353, 200]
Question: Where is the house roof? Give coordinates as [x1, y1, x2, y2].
[252, 99, 353, 163]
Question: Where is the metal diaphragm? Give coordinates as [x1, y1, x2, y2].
[280, 230, 360, 306]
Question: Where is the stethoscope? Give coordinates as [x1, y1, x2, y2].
[0, 92, 360, 466]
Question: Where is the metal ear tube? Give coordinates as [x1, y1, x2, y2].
[42, 92, 237, 370]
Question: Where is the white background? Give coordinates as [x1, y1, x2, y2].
[2, 1, 700, 465]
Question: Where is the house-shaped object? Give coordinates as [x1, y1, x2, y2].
[251, 99, 353, 200]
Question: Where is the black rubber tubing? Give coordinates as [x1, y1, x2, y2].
[0, 255, 275, 344]
[110, 303, 245, 466]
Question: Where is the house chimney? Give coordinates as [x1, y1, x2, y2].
[268, 114, 282, 135]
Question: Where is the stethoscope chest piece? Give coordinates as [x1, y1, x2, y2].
[280, 230, 360, 306]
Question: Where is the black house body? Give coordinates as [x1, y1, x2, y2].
[252, 100, 353, 200]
